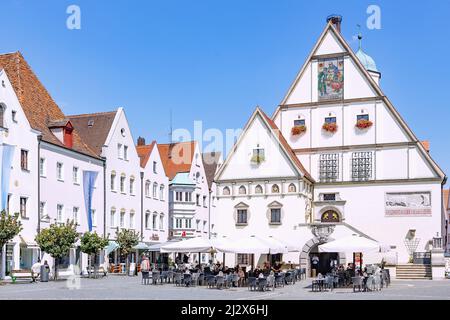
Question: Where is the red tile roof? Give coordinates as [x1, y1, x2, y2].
[259, 108, 314, 182]
[0, 52, 99, 158]
[157, 141, 196, 180]
[136, 140, 156, 168]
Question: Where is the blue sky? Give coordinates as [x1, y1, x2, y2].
[2, 0, 450, 184]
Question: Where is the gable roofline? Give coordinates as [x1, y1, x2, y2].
[136, 140, 157, 168]
[104, 107, 124, 148]
[273, 22, 446, 181]
[214, 106, 314, 183]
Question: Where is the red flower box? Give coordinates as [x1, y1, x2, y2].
[355, 119, 373, 129]
[291, 125, 307, 136]
[322, 122, 338, 133]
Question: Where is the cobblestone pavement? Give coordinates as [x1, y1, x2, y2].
[0, 275, 449, 300]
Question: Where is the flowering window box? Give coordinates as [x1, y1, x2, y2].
[355, 119, 373, 129]
[322, 122, 338, 133]
[291, 125, 307, 136]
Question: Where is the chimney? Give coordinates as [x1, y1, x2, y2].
[137, 136, 146, 146]
[327, 14, 342, 33]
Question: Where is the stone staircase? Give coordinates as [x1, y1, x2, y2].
[396, 264, 432, 280]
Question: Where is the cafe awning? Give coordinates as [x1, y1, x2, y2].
[147, 239, 181, 252]
[160, 237, 214, 253]
[105, 241, 119, 255]
[19, 236, 39, 249]
[133, 242, 150, 250]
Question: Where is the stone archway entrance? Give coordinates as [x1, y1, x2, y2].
[299, 237, 347, 278]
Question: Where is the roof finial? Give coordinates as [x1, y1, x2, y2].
[357, 24, 362, 50]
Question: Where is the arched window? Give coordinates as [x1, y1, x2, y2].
[159, 184, 165, 201]
[288, 183, 296, 193]
[0, 103, 5, 128]
[145, 180, 151, 197]
[153, 182, 158, 198]
[255, 185, 263, 194]
[110, 171, 116, 191]
[145, 210, 151, 229]
[129, 210, 135, 229]
[222, 187, 230, 196]
[238, 186, 247, 195]
[321, 210, 340, 223]
[271, 184, 280, 193]
[129, 176, 135, 195]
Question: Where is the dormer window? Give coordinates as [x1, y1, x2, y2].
[88, 119, 94, 127]
[48, 120, 73, 148]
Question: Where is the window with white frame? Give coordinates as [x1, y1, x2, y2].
[57, 204, 64, 222]
[73, 207, 79, 224]
[120, 175, 126, 193]
[153, 161, 157, 174]
[175, 191, 183, 201]
[159, 214, 164, 230]
[21, 149, 28, 171]
[185, 192, 192, 202]
[196, 219, 200, 231]
[129, 177, 135, 195]
[110, 208, 116, 228]
[237, 209, 247, 224]
[56, 162, 64, 181]
[111, 172, 116, 191]
[123, 145, 128, 160]
[185, 218, 192, 229]
[159, 185, 164, 200]
[203, 196, 207, 207]
[145, 211, 151, 229]
[145, 180, 150, 197]
[120, 210, 125, 228]
[39, 158, 46, 177]
[351, 152, 373, 181]
[152, 214, 157, 229]
[319, 153, 339, 182]
[20, 197, 27, 218]
[196, 194, 200, 206]
[153, 183, 158, 198]
[72, 166, 79, 184]
[0, 104, 4, 128]
[117, 143, 123, 159]
[175, 218, 182, 229]
[270, 208, 281, 224]
[203, 220, 207, 232]
[129, 211, 135, 229]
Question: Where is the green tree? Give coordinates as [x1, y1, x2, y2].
[80, 231, 108, 278]
[0, 211, 22, 279]
[115, 229, 139, 274]
[35, 220, 78, 280]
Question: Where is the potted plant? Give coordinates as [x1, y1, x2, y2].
[291, 125, 307, 136]
[355, 119, 373, 129]
[322, 122, 338, 133]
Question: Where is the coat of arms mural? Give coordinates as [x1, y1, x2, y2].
[318, 58, 344, 101]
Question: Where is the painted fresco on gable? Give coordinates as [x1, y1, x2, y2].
[318, 58, 344, 101]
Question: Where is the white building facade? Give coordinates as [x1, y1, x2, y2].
[213, 17, 446, 276]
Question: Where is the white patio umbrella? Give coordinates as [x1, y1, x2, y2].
[216, 235, 287, 254]
[268, 236, 300, 252]
[318, 234, 381, 253]
[160, 237, 214, 253]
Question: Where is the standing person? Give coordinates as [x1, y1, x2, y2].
[311, 255, 319, 277]
[140, 256, 150, 284]
[31, 259, 41, 282]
